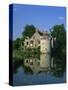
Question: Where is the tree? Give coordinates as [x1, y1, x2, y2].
[22, 24, 36, 38]
[13, 38, 21, 50]
[51, 24, 66, 55]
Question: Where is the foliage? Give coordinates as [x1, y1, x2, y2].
[51, 24, 66, 55]
[13, 49, 24, 61]
[38, 30, 43, 35]
[13, 38, 21, 50]
[22, 24, 36, 38]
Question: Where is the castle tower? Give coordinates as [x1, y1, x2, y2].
[40, 31, 51, 53]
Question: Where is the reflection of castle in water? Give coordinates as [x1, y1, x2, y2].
[24, 54, 52, 74]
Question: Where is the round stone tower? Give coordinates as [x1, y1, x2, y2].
[40, 31, 51, 53]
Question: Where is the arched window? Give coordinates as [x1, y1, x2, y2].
[26, 59, 28, 63]
[30, 40, 33, 44]
[26, 41, 28, 45]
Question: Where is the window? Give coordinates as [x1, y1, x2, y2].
[26, 41, 28, 45]
[30, 59, 33, 65]
[30, 40, 33, 44]
[26, 60, 28, 63]
[30, 62, 33, 65]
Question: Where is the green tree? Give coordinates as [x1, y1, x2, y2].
[51, 24, 66, 55]
[13, 38, 21, 50]
[22, 24, 36, 38]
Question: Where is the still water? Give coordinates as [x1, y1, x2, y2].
[13, 53, 66, 86]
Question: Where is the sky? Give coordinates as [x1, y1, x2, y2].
[12, 4, 66, 40]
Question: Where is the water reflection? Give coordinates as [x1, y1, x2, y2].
[13, 53, 66, 78]
[50, 55, 66, 77]
[24, 54, 51, 74]
[13, 53, 66, 86]
[40, 54, 50, 69]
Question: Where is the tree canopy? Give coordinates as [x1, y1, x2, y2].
[22, 24, 36, 38]
[51, 24, 66, 55]
[13, 38, 21, 50]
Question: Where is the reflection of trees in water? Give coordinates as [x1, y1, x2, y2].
[13, 60, 23, 74]
[23, 55, 40, 74]
[50, 54, 66, 78]
[13, 52, 66, 78]
[23, 53, 66, 77]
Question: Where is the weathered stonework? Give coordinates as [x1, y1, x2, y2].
[22, 30, 53, 53]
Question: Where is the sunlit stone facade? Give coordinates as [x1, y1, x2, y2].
[23, 30, 53, 53]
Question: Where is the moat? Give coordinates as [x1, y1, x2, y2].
[13, 53, 66, 86]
